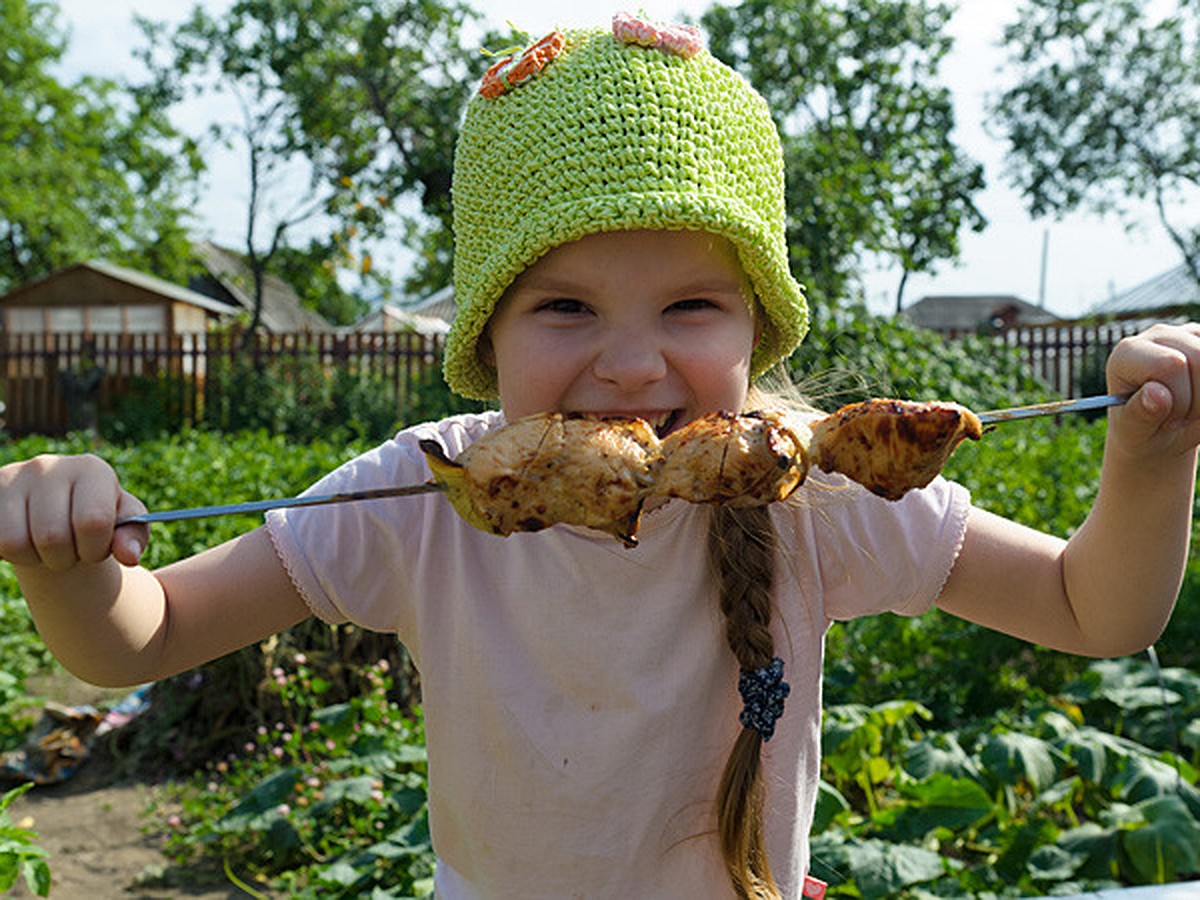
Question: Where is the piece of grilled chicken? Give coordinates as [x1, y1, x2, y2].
[809, 398, 983, 500]
[419, 399, 981, 543]
[420, 413, 661, 546]
[654, 409, 810, 507]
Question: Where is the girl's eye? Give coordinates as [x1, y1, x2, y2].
[537, 298, 589, 315]
[668, 298, 718, 313]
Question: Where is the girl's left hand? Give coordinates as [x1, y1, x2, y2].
[1105, 322, 1200, 462]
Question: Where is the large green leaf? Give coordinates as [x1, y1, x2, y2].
[1057, 822, 1121, 881]
[812, 780, 850, 833]
[1056, 726, 1148, 789]
[890, 773, 993, 839]
[1026, 843, 1083, 881]
[842, 837, 950, 899]
[903, 733, 979, 781]
[980, 731, 1064, 791]
[215, 765, 304, 831]
[1118, 754, 1199, 804]
[1120, 796, 1200, 884]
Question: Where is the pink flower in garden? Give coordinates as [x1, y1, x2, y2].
[166, 814, 183, 829]
[294, 653, 308, 665]
[276, 804, 290, 816]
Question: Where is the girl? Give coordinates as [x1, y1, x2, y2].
[2, 17, 1197, 899]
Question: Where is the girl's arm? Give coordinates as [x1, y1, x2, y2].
[937, 323, 1200, 657]
[0, 454, 310, 687]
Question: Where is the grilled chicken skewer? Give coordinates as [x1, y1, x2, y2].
[419, 401, 980, 544]
[128, 394, 1112, 532]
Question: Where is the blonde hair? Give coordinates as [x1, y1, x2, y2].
[709, 502, 782, 899]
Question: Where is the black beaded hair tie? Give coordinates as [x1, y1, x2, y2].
[738, 657, 791, 742]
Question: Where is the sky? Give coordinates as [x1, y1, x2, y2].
[52, 0, 1187, 318]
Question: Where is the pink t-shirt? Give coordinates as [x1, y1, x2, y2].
[266, 411, 970, 898]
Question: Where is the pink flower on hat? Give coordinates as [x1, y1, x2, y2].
[612, 11, 703, 59]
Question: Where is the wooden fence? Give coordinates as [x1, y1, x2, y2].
[0, 320, 1151, 436]
[0, 330, 444, 436]
[948, 320, 1148, 398]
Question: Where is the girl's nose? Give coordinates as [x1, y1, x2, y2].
[592, 330, 668, 390]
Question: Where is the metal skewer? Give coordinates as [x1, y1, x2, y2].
[119, 482, 443, 525]
[976, 392, 1129, 425]
[120, 393, 1129, 526]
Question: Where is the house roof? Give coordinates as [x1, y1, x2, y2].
[1089, 264, 1200, 318]
[409, 284, 456, 326]
[350, 304, 450, 336]
[0, 260, 241, 317]
[901, 294, 1059, 331]
[191, 240, 333, 332]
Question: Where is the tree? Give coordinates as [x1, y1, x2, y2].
[992, 0, 1200, 288]
[0, 0, 201, 294]
[139, 5, 348, 332]
[239, 0, 490, 299]
[136, 0, 489, 326]
[702, 0, 986, 315]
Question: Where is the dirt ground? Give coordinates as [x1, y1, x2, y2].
[5, 674, 268, 899]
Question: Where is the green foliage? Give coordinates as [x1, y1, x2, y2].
[0, 784, 51, 897]
[198, 354, 405, 445]
[814, 660, 1200, 896]
[0, 0, 201, 293]
[993, 0, 1200, 286]
[403, 364, 490, 425]
[704, 0, 986, 310]
[788, 305, 1049, 410]
[154, 657, 434, 898]
[103, 356, 407, 445]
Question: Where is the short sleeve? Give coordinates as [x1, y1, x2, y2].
[264, 411, 504, 633]
[808, 474, 971, 621]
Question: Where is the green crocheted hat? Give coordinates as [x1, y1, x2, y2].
[444, 17, 808, 400]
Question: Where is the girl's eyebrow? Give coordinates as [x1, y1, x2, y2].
[508, 273, 586, 294]
[672, 277, 751, 296]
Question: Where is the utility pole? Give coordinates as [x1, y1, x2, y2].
[1037, 229, 1049, 309]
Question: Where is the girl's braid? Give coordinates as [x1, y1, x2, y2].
[708, 503, 783, 900]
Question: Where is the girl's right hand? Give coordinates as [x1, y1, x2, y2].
[0, 454, 149, 571]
